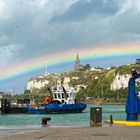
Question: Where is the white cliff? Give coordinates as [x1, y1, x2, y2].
[27, 79, 49, 90]
[27, 74, 59, 91]
[110, 73, 131, 91]
[27, 75, 72, 92]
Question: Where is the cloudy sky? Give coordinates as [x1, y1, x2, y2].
[0, 0, 140, 93]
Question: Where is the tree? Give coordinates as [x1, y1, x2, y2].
[84, 64, 91, 70]
[76, 87, 87, 99]
[24, 89, 31, 94]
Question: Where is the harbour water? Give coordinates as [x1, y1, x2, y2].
[0, 104, 125, 126]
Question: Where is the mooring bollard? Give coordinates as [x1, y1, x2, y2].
[90, 107, 102, 127]
[42, 117, 51, 126]
[110, 114, 113, 125]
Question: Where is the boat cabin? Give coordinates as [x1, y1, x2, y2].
[51, 87, 76, 104]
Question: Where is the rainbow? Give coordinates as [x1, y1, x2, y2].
[0, 43, 140, 81]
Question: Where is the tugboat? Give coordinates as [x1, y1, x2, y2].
[28, 87, 87, 114]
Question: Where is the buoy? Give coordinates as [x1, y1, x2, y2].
[42, 117, 51, 126]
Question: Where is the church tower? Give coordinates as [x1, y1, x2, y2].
[74, 53, 81, 71]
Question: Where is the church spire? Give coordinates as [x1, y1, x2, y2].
[74, 53, 81, 71]
[76, 53, 80, 62]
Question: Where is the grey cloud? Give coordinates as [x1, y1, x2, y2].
[0, 0, 49, 60]
[106, 3, 140, 43]
[51, 0, 120, 22]
[0, 44, 22, 68]
[0, 0, 140, 69]
[0, 0, 79, 60]
[111, 9, 140, 34]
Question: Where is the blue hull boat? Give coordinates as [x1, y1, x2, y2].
[28, 103, 86, 114]
[44, 103, 86, 114]
[28, 87, 87, 114]
[28, 106, 46, 114]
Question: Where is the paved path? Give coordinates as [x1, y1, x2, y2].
[0, 125, 140, 140]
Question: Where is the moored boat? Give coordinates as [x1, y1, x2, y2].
[28, 87, 86, 114]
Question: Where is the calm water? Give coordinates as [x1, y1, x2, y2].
[0, 104, 125, 126]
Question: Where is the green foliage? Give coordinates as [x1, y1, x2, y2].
[116, 64, 140, 75]
[76, 87, 86, 99]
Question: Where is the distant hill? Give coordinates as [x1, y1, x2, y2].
[26, 64, 140, 99]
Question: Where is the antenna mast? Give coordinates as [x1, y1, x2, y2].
[44, 61, 48, 76]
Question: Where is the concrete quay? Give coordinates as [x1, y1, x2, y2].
[0, 125, 140, 140]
